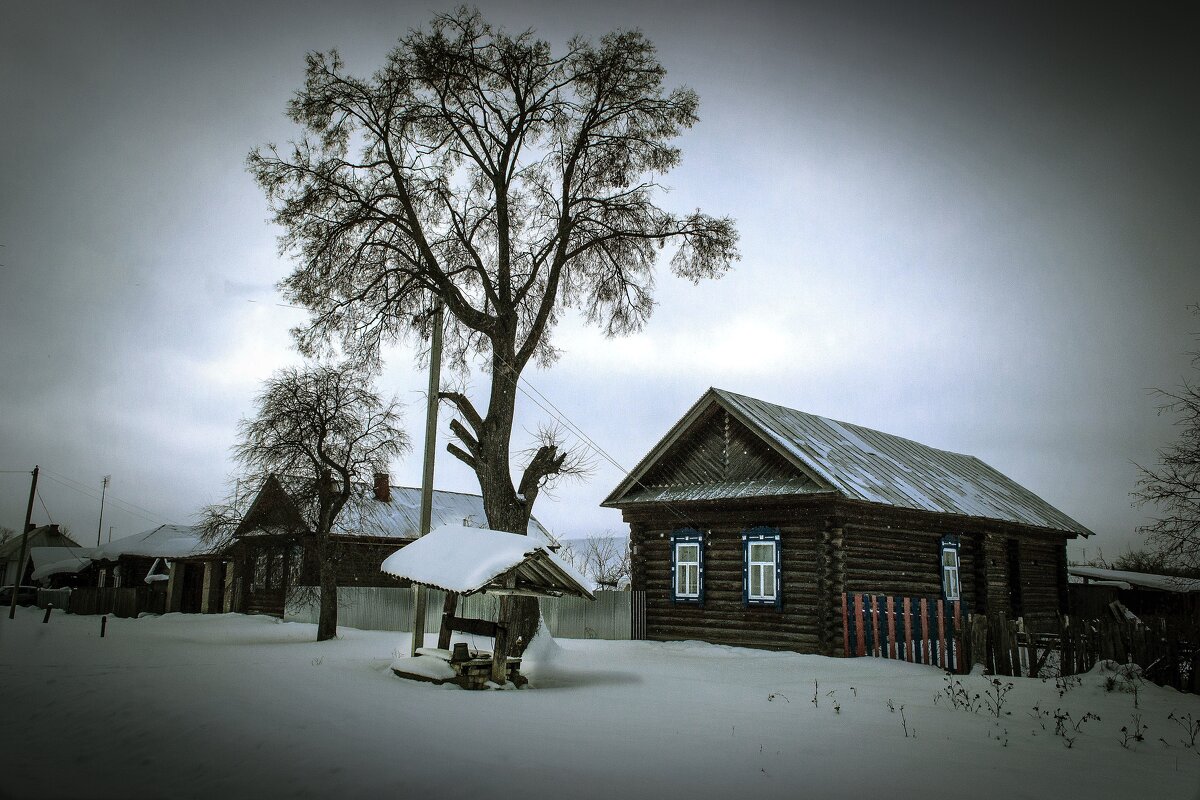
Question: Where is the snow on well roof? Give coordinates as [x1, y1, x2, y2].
[606, 388, 1092, 536]
[1069, 565, 1200, 593]
[379, 524, 594, 598]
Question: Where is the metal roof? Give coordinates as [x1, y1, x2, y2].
[345, 486, 558, 546]
[1069, 565, 1200, 593]
[243, 478, 559, 547]
[606, 388, 1092, 537]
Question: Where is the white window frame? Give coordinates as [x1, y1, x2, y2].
[747, 539, 778, 602]
[674, 541, 701, 600]
[941, 542, 961, 601]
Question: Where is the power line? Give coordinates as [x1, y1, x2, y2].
[489, 355, 696, 527]
[36, 488, 53, 524]
[38, 472, 167, 527]
[40, 468, 168, 521]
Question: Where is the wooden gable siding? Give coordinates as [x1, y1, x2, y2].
[239, 476, 308, 535]
[639, 407, 815, 490]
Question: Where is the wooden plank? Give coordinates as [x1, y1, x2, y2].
[445, 615, 500, 639]
[844, 594, 854, 657]
[873, 594, 883, 657]
[937, 599, 947, 668]
[1009, 619, 1022, 678]
[902, 597, 913, 663]
[886, 596, 897, 660]
[918, 598, 929, 665]
[854, 593, 866, 657]
[949, 601, 960, 673]
[437, 591, 458, 650]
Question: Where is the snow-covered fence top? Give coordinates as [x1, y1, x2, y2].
[380, 524, 594, 599]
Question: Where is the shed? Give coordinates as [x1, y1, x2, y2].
[88, 524, 225, 613]
[1068, 565, 1200, 618]
[604, 388, 1092, 653]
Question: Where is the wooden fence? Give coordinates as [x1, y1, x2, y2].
[842, 593, 968, 672]
[843, 593, 1198, 693]
[64, 587, 166, 618]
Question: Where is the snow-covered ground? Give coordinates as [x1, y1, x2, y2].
[1, 608, 1197, 800]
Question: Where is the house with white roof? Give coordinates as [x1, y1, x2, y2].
[229, 473, 559, 617]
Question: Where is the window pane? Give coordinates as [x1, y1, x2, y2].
[678, 544, 699, 564]
[750, 566, 763, 597]
[750, 543, 773, 563]
[942, 548, 958, 567]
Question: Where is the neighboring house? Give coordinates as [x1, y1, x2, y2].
[0, 524, 79, 587]
[603, 388, 1092, 653]
[86, 524, 226, 613]
[230, 473, 559, 617]
[1068, 565, 1200, 619]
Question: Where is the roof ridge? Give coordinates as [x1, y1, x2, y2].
[714, 387, 977, 460]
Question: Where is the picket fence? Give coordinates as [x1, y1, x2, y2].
[843, 593, 968, 672]
[285, 587, 635, 640]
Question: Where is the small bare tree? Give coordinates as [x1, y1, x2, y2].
[212, 363, 409, 641]
[559, 532, 629, 590]
[1133, 304, 1200, 573]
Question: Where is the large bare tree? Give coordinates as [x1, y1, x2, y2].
[1133, 304, 1200, 573]
[249, 8, 738, 649]
[222, 363, 408, 641]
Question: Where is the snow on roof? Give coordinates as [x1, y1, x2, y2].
[380, 524, 593, 598]
[606, 388, 1092, 537]
[251, 478, 559, 547]
[0, 526, 80, 559]
[29, 546, 94, 581]
[343, 487, 558, 546]
[91, 524, 217, 561]
[1068, 565, 1200, 593]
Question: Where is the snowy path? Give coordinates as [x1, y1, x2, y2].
[1, 609, 1197, 799]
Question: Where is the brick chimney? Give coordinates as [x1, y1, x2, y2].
[373, 472, 390, 502]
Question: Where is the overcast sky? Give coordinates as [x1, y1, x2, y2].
[1, 1, 1196, 560]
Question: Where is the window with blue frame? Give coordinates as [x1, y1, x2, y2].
[670, 529, 704, 603]
[941, 535, 961, 601]
[742, 527, 781, 608]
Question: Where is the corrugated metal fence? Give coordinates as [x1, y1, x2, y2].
[285, 587, 634, 640]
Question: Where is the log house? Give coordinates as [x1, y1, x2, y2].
[603, 388, 1091, 654]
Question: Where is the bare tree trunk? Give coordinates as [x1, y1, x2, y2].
[316, 537, 338, 642]
[476, 356, 541, 656]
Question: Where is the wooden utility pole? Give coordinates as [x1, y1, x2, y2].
[410, 303, 444, 656]
[95, 475, 110, 546]
[8, 465, 38, 620]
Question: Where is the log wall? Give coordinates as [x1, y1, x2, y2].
[624, 496, 1075, 653]
[630, 508, 824, 652]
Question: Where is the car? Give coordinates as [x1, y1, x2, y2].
[0, 585, 40, 606]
